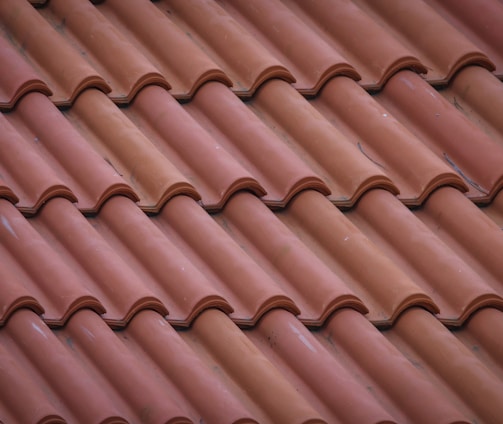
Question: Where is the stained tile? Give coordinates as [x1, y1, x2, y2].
[2, 91, 137, 214]
[0, 0, 110, 106]
[375, 69, 503, 203]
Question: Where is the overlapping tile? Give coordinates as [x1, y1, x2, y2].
[375, 69, 503, 203]
[354, 0, 495, 85]
[0, 0, 110, 107]
[346, 188, 503, 326]
[2, 91, 137, 214]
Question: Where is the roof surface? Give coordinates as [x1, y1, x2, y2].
[1, 1, 503, 423]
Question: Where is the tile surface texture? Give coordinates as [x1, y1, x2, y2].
[2, 0, 503, 423]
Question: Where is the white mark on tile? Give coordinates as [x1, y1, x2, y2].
[344, 236, 349, 241]
[288, 322, 316, 353]
[32, 322, 47, 339]
[382, 113, 388, 118]
[1, 215, 18, 239]
[82, 327, 95, 341]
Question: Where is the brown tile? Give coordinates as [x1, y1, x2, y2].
[154, 0, 295, 97]
[279, 190, 438, 325]
[96, 0, 232, 99]
[0, 36, 51, 110]
[215, 0, 360, 95]
[247, 79, 398, 207]
[0, 198, 105, 326]
[0, 0, 110, 106]
[38, 0, 170, 104]
[356, 0, 495, 85]
[346, 188, 503, 325]
[283, 0, 427, 89]
[3, 91, 137, 214]
[311, 76, 467, 206]
[376, 70, 503, 203]
[214, 191, 368, 326]
[66, 88, 199, 213]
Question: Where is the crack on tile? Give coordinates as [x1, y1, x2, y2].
[443, 153, 489, 195]
[357, 142, 385, 169]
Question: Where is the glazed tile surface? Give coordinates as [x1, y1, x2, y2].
[1, 1, 503, 423]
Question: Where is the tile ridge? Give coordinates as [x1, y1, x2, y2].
[365, 55, 428, 90]
[199, 179, 267, 212]
[432, 53, 496, 87]
[231, 295, 301, 328]
[16, 185, 78, 216]
[101, 296, 169, 330]
[166, 295, 234, 329]
[43, 295, 106, 328]
[0, 296, 44, 328]
[295, 63, 361, 97]
[440, 295, 503, 328]
[235, 65, 296, 98]
[263, 177, 331, 210]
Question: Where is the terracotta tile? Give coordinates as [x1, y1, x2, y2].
[154, 0, 295, 97]
[95, 0, 232, 99]
[248, 309, 396, 423]
[88, 195, 232, 326]
[183, 81, 329, 207]
[123, 309, 259, 423]
[0, 107, 76, 214]
[154, 194, 299, 325]
[38, 0, 171, 104]
[0, 0, 110, 106]
[425, 0, 503, 78]
[247, 79, 398, 207]
[481, 189, 503, 229]
[0, 36, 51, 110]
[4, 92, 137, 214]
[186, 308, 326, 423]
[346, 189, 503, 325]
[441, 65, 503, 144]
[278, 190, 438, 325]
[386, 307, 503, 423]
[376, 70, 503, 203]
[356, 0, 495, 85]
[311, 76, 467, 206]
[455, 308, 503, 382]
[0, 309, 126, 423]
[283, 0, 427, 89]
[66, 88, 199, 213]
[414, 186, 503, 320]
[215, 0, 360, 95]
[213, 191, 368, 325]
[124, 84, 267, 211]
[0, 198, 105, 326]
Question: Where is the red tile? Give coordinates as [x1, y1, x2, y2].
[247, 79, 398, 207]
[3, 91, 137, 214]
[214, 191, 368, 325]
[376, 70, 503, 203]
[346, 189, 503, 325]
[66, 88, 200, 213]
[38, 0, 170, 103]
[154, 0, 295, 97]
[0, 199, 105, 326]
[311, 76, 467, 206]
[283, 0, 427, 89]
[96, 0, 232, 99]
[0, 36, 51, 110]
[0, 0, 110, 106]
[356, 0, 495, 84]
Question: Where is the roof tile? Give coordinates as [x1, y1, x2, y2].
[38, 0, 170, 103]
[0, 0, 110, 106]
